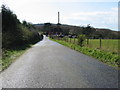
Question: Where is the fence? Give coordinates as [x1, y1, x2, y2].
[51, 36, 119, 54]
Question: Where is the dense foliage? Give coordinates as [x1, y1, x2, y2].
[2, 5, 43, 50]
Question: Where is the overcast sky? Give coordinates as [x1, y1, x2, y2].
[2, 0, 119, 31]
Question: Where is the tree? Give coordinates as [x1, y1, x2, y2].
[82, 24, 95, 38]
[2, 5, 18, 32]
[82, 25, 95, 45]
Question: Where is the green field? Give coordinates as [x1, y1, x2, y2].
[63, 38, 119, 54]
[85, 39, 119, 54]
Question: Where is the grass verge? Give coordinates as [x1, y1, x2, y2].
[1, 45, 32, 71]
[51, 38, 120, 69]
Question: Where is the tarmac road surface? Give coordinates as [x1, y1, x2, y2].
[0, 35, 118, 88]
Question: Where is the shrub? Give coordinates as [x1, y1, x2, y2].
[78, 34, 86, 46]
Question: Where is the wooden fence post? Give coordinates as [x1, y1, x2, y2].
[74, 38, 75, 44]
[87, 38, 89, 46]
[100, 38, 102, 49]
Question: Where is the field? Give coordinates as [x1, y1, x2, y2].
[65, 38, 119, 54]
[86, 39, 119, 53]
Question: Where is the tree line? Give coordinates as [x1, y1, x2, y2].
[35, 23, 119, 39]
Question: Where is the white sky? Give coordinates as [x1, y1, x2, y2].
[1, 0, 119, 31]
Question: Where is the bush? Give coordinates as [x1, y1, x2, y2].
[78, 34, 86, 46]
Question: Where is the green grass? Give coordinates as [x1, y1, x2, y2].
[62, 38, 119, 54]
[87, 39, 119, 54]
[1, 45, 32, 71]
[51, 38, 120, 69]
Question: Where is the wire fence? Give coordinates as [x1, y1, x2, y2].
[51, 36, 119, 54]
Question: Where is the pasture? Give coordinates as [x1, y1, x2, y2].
[85, 39, 119, 54]
[63, 38, 119, 54]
